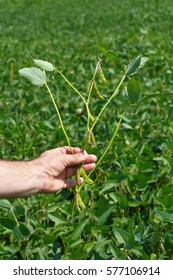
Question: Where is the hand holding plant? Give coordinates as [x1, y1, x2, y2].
[35, 146, 97, 193]
[19, 48, 148, 211]
[0, 147, 96, 198]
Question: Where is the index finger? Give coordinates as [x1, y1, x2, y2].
[63, 146, 85, 155]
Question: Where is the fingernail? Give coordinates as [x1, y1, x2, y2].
[79, 177, 84, 184]
[93, 155, 97, 161]
[79, 153, 87, 158]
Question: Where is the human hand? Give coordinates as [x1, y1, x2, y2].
[0, 146, 97, 198]
[34, 146, 97, 194]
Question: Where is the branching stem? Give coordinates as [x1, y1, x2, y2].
[79, 111, 126, 190]
[45, 82, 72, 150]
[90, 75, 126, 133]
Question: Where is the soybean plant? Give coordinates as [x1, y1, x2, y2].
[19, 48, 148, 211]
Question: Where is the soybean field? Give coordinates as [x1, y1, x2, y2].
[0, 0, 173, 260]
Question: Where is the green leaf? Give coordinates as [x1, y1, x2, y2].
[33, 59, 54, 71]
[70, 219, 88, 241]
[96, 206, 114, 225]
[0, 199, 12, 208]
[14, 205, 25, 216]
[94, 238, 111, 253]
[106, 51, 122, 67]
[127, 78, 140, 104]
[168, 107, 173, 122]
[109, 192, 119, 204]
[99, 181, 116, 195]
[113, 228, 130, 245]
[69, 239, 84, 249]
[13, 225, 23, 241]
[138, 56, 149, 70]
[154, 210, 173, 224]
[19, 67, 47, 87]
[43, 234, 56, 244]
[130, 247, 143, 257]
[117, 194, 129, 208]
[98, 46, 122, 68]
[48, 214, 66, 224]
[109, 244, 126, 259]
[19, 223, 30, 236]
[47, 204, 59, 213]
[138, 93, 166, 105]
[168, 158, 173, 176]
[125, 55, 148, 76]
[125, 55, 141, 76]
[0, 218, 16, 230]
[84, 242, 95, 253]
[0, 246, 17, 255]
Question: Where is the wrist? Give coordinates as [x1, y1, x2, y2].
[24, 160, 45, 196]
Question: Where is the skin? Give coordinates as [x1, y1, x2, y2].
[0, 146, 97, 198]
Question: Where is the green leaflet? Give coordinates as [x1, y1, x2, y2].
[127, 77, 140, 104]
[13, 225, 23, 241]
[96, 206, 114, 225]
[155, 210, 173, 224]
[125, 55, 149, 76]
[70, 219, 88, 240]
[125, 55, 141, 76]
[99, 46, 123, 68]
[0, 199, 12, 208]
[113, 228, 130, 245]
[48, 214, 66, 224]
[0, 218, 16, 230]
[33, 59, 54, 72]
[19, 67, 47, 87]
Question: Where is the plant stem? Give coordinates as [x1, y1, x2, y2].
[54, 67, 87, 106]
[54, 67, 93, 135]
[90, 75, 126, 133]
[87, 58, 102, 105]
[79, 111, 126, 190]
[86, 58, 102, 132]
[45, 82, 72, 149]
[11, 207, 19, 226]
[94, 111, 126, 169]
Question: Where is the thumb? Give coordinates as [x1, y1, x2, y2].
[59, 152, 88, 167]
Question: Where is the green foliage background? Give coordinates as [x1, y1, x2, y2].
[0, 0, 173, 259]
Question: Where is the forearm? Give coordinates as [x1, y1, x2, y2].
[0, 160, 43, 198]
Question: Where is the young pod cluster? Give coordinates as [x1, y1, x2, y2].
[88, 111, 95, 122]
[86, 79, 93, 94]
[76, 166, 94, 187]
[75, 191, 86, 212]
[93, 81, 104, 100]
[98, 65, 107, 84]
[85, 129, 95, 146]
